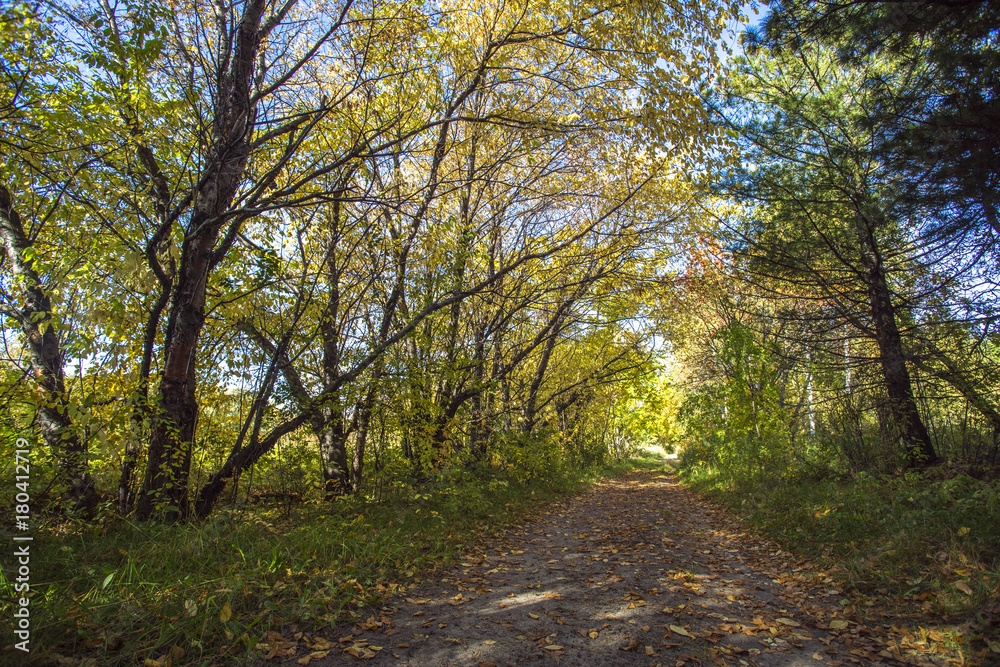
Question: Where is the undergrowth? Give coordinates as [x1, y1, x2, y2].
[678, 463, 1000, 659]
[0, 459, 635, 666]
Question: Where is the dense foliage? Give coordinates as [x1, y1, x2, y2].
[0, 0, 734, 519]
[2, 0, 999, 663]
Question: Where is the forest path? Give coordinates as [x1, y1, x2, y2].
[296, 468, 928, 667]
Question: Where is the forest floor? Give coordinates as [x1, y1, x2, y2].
[259, 467, 969, 667]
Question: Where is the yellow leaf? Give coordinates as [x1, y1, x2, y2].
[544, 645, 563, 651]
[955, 581, 973, 595]
[669, 625, 693, 638]
[777, 618, 800, 627]
[957, 527, 970, 537]
[528, 613, 540, 619]
[219, 601, 232, 622]
[483, 640, 496, 645]
[829, 620, 849, 630]
[645, 646, 656, 656]
[589, 631, 599, 639]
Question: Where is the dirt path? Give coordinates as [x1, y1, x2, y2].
[287, 469, 933, 667]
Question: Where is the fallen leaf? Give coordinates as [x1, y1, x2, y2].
[219, 601, 232, 622]
[483, 640, 496, 645]
[544, 645, 563, 651]
[528, 613, 540, 619]
[776, 618, 800, 627]
[955, 582, 973, 595]
[589, 631, 599, 639]
[670, 625, 694, 638]
[646, 646, 656, 656]
[829, 620, 849, 630]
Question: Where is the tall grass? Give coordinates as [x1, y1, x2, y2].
[679, 464, 1000, 658]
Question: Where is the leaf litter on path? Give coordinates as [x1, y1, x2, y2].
[275, 469, 964, 667]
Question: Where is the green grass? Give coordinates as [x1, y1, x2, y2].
[0, 460, 636, 666]
[679, 463, 1000, 661]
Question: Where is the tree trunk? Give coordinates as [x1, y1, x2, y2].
[0, 184, 95, 513]
[137, 222, 213, 521]
[855, 210, 937, 467]
[319, 192, 354, 498]
[118, 279, 171, 514]
[137, 0, 267, 521]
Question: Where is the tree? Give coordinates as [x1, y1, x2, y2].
[0, 4, 98, 511]
[2, 0, 739, 521]
[757, 1, 999, 313]
[709, 41, 942, 466]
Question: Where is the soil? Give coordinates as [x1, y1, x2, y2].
[277, 468, 945, 667]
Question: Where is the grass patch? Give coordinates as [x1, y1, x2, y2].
[0, 460, 636, 666]
[679, 464, 1000, 659]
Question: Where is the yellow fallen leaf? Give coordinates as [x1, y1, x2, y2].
[483, 640, 496, 645]
[219, 601, 232, 622]
[669, 625, 693, 638]
[589, 631, 599, 639]
[957, 527, 970, 537]
[645, 646, 656, 656]
[813, 652, 824, 661]
[955, 581, 973, 595]
[528, 613, 540, 619]
[544, 645, 563, 651]
[829, 620, 849, 630]
[777, 618, 800, 627]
